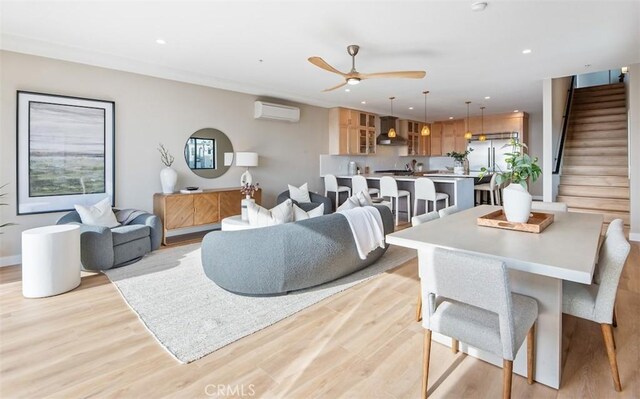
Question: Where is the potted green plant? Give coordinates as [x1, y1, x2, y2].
[446, 149, 473, 175]
[0, 183, 15, 233]
[480, 139, 541, 222]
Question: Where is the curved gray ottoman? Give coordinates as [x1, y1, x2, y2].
[201, 205, 394, 296]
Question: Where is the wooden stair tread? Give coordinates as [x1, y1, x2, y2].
[558, 185, 629, 199]
[564, 147, 628, 156]
[562, 165, 628, 176]
[565, 138, 627, 148]
[572, 100, 626, 110]
[570, 122, 627, 132]
[557, 195, 629, 212]
[567, 131, 627, 140]
[570, 114, 627, 124]
[559, 175, 629, 187]
[573, 94, 626, 104]
[563, 156, 628, 166]
[571, 107, 627, 117]
[574, 88, 626, 98]
[574, 83, 625, 92]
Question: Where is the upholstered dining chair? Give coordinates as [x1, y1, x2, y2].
[421, 248, 538, 399]
[531, 201, 568, 212]
[474, 173, 500, 205]
[380, 176, 411, 225]
[438, 205, 459, 218]
[414, 178, 449, 217]
[351, 175, 380, 198]
[412, 210, 440, 323]
[324, 174, 351, 211]
[562, 218, 630, 392]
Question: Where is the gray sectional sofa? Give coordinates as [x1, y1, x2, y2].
[201, 205, 393, 296]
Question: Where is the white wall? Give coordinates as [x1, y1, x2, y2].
[628, 63, 640, 242]
[0, 51, 329, 262]
[527, 110, 543, 197]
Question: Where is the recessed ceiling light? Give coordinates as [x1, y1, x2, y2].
[408, 107, 414, 110]
[513, 109, 519, 112]
[449, 116, 454, 120]
[471, 2, 488, 12]
[156, 39, 166, 45]
[361, 101, 367, 104]
[345, 88, 351, 92]
[522, 49, 532, 54]
[484, 96, 491, 100]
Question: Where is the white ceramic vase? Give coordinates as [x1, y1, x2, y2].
[241, 196, 255, 221]
[160, 167, 177, 194]
[502, 183, 532, 223]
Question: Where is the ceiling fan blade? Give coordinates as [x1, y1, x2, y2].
[322, 81, 348, 92]
[359, 71, 426, 79]
[308, 57, 347, 76]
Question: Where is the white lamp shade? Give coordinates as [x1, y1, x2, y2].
[235, 152, 259, 167]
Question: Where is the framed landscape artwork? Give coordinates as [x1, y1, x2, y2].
[17, 91, 115, 215]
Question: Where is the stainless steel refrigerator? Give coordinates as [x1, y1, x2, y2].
[467, 132, 519, 173]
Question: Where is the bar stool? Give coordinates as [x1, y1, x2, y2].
[474, 173, 500, 205]
[414, 177, 449, 216]
[380, 176, 411, 225]
[351, 175, 380, 198]
[324, 174, 351, 210]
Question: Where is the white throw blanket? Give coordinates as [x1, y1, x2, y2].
[338, 206, 386, 260]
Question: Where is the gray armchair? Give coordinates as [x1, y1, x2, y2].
[276, 190, 332, 214]
[56, 210, 162, 271]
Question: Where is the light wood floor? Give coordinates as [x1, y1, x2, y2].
[1, 240, 638, 398]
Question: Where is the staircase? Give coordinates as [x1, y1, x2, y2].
[557, 82, 630, 235]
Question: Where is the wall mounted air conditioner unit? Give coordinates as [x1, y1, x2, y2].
[254, 101, 300, 122]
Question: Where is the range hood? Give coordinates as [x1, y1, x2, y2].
[377, 116, 407, 146]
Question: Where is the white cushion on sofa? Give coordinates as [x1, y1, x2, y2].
[293, 203, 324, 221]
[74, 197, 119, 228]
[288, 183, 311, 203]
[337, 191, 374, 212]
[247, 199, 293, 227]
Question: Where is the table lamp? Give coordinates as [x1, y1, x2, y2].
[235, 152, 258, 186]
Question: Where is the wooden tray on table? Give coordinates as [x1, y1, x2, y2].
[477, 209, 554, 234]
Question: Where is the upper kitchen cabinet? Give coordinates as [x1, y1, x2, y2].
[454, 119, 468, 152]
[399, 119, 423, 156]
[328, 108, 377, 155]
[430, 122, 443, 156]
[441, 121, 456, 154]
[468, 112, 529, 144]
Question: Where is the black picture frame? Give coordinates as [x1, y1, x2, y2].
[16, 91, 115, 215]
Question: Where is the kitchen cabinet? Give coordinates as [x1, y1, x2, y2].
[328, 107, 377, 155]
[441, 121, 457, 154]
[400, 119, 423, 156]
[454, 119, 469, 153]
[430, 122, 443, 156]
[467, 112, 529, 145]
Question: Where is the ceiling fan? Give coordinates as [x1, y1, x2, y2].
[308, 45, 426, 92]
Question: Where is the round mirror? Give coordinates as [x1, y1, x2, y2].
[184, 128, 233, 178]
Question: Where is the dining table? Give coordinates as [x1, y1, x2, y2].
[385, 205, 604, 389]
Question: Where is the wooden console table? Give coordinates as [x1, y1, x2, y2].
[153, 188, 262, 245]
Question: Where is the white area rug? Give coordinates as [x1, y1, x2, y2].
[104, 244, 416, 363]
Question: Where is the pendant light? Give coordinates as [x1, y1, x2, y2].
[421, 91, 431, 136]
[479, 106, 487, 141]
[464, 101, 473, 140]
[388, 97, 397, 138]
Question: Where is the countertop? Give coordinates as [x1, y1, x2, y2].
[331, 173, 482, 182]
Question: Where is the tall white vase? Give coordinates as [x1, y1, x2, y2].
[241, 196, 255, 221]
[502, 183, 532, 223]
[160, 167, 177, 194]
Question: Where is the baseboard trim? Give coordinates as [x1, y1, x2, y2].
[532, 195, 544, 201]
[0, 255, 21, 267]
[629, 232, 640, 242]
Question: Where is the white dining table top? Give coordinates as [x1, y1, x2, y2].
[385, 205, 603, 284]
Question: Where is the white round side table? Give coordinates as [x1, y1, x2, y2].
[221, 215, 256, 231]
[22, 224, 81, 298]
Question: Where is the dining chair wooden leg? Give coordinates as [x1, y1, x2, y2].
[527, 323, 536, 385]
[601, 323, 622, 392]
[612, 305, 618, 328]
[416, 292, 422, 322]
[451, 338, 459, 354]
[503, 359, 513, 399]
[422, 329, 432, 399]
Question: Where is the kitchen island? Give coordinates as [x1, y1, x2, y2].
[333, 174, 476, 215]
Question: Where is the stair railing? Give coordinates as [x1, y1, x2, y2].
[553, 75, 577, 174]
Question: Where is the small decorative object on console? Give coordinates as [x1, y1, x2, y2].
[158, 143, 177, 194]
[240, 183, 260, 221]
[446, 149, 473, 175]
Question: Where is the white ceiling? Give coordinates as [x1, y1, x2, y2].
[1, 1, 639, 121]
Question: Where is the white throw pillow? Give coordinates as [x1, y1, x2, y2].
[247, 199, 293, 227]
[356, 190, 374, 206]
[336, 195, 360, 212]
[293, 203, 324, 221]
[288, 183, 312, 203]
[74, 197, 119, 228]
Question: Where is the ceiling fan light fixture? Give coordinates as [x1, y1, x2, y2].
[346, 77, 361, 85]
